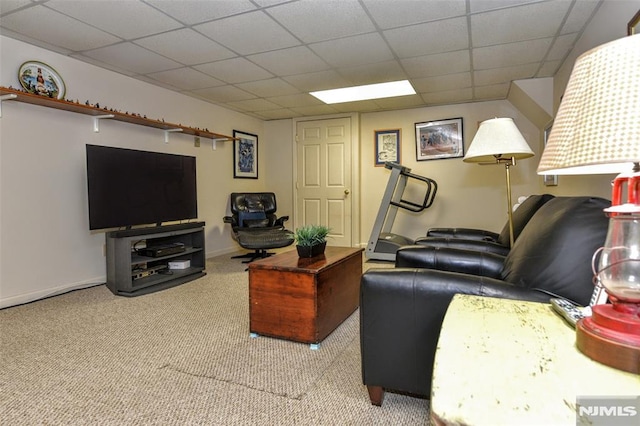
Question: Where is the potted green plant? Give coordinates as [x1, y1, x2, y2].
[292, 224, 330, 257]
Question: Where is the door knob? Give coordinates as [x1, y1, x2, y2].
[344, 189, 350, 195]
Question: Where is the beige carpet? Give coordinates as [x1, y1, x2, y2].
[0, 251, 429, 425]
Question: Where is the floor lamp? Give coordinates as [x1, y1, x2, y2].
[537, 34, 640, 373]
[463, 118, 534, 247]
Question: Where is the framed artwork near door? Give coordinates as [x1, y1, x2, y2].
[415, 117, 464, 161]
[374, 129, 400, 166]
[233, 130, 258, 179]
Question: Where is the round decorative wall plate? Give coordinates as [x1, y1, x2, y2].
[18, 61, 66, 99]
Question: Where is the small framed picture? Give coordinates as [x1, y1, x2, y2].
[374, 129, 401, 166]
[415, 117, 464, 161]
[233, 130, 258, 179]
[543, 121, 558, 186]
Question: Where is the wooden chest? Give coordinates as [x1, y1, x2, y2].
[248, 246, 363, 345]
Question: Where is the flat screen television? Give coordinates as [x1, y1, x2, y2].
[86, 144, 198, 230]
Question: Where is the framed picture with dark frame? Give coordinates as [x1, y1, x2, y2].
[374, 129, 401, 166]
[233, 130, 258, 179]
[415, 117, 464, 161]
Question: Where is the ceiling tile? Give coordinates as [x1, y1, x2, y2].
[46, 0, 182, 39]
[362, 0, 466, 29]
[337, 60, 407, 85]
[474, 63, 537, 86]
[145, 0, 257, 25]
[473, 38, 553, 70]
[471, 2, 570, 47]
[194, 10, 300, 55]
[411, 73, 472, 93]
[469, 0, 541, 13]
[194, 58, 273, 84]
[0, 5, 121, 51]
[384, 17, 469, 57]
[0, 0, 32, 15]
[290, 104, 340, 116]
[422, 88, 473, 104]
[310, 33, 394, 68]
[538, 60, 562, 77]
[401, 51, 471, 78]
[252, 108, 302, 120]
[248, 46, 330, 76]
[226, 98, 283, 112]
[146, 67, 225, 90]
[267, 93, 324, 108]
[0, 0, 603, 120]
[82, 42, 183, 74]
[267, 0, 375, 43]
[69, 53, 136, 76]
[561, 0, 600, 34]
[283, 70, 351, 92]
[134, 29, 236, 65]
[192, 85, 256, 103]
[331, 100, 382, 113]
[546, 33, 578, 61]
[474, 83, 510, 99]
[235, 78, 300, 98]
[373, 94, 427, 110]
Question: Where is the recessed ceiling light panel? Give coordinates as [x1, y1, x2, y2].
[310, 80, 416, 104]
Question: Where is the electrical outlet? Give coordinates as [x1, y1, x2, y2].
[194, 136, 200, 147]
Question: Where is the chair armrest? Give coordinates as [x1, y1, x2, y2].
[426, 227, 500, 242]
[360, 268, 549, 397]
[414, 237, 510, 256]
[395, 245, 505, 278]
[274, 215, 289, 227]
[223, 216, 237, 226]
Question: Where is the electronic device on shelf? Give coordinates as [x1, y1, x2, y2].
[131, 264, 168, 280]
[137, 242, 185, 258]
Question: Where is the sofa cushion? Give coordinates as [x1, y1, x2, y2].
[496, 194, 555, 247]
[501, 196, 610, 305]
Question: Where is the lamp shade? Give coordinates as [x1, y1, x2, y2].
[464, 118, 534, 163]
[537, 34, 640, 175]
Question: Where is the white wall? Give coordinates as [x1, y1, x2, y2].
[0, 36, 265, 307]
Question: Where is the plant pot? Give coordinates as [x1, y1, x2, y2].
[296, 242, 326, 258]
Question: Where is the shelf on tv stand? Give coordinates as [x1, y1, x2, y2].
[106, 222, 206, 297]
[0, 87, 235, 145]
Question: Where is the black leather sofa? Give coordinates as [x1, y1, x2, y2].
[360, 196, 611, 406]
[415, 193, 555, 255]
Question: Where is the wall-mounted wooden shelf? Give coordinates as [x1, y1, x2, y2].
[0, 86, 235, 145]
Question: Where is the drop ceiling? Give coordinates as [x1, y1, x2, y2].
[0, 0, 602, 120]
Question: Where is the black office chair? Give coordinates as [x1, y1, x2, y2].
[223, 192, 294, 263]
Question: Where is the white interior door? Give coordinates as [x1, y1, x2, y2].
[296, 117, 352, 247]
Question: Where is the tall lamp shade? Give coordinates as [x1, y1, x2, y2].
[536, 34, 640, 374]
[537, 34, 640, 175]
[464, 118, 534, 246]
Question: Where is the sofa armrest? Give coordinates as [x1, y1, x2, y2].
[426, 227, 500, 242]
[414, 237, 511, 256]
[360, 268, 551, 400]
[395, 245, 505, 278]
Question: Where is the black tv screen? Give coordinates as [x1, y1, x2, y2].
[86, 144, 198, 230]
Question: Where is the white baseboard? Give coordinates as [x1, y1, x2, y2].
[0, 277, 105, 310]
